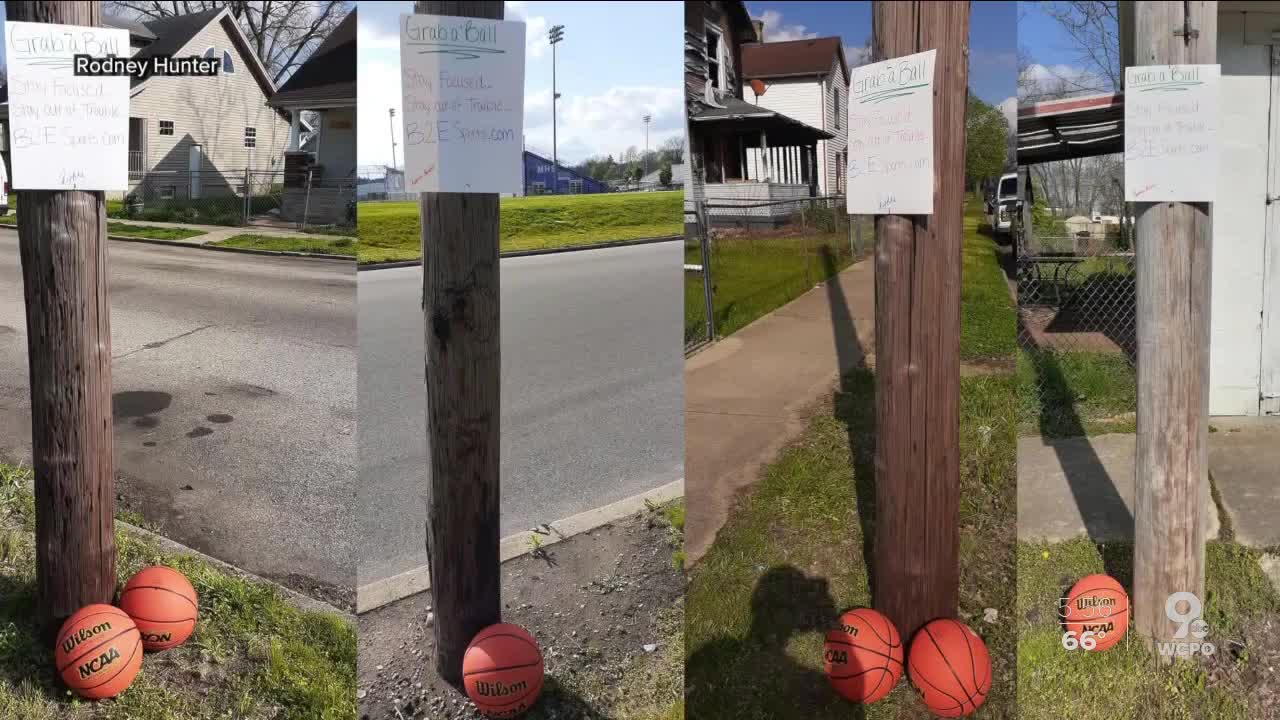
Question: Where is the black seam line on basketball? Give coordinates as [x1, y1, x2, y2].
[863, 641, 894, 700]
[924, 623, 978, 714]
[121, 585, 198, 611]
[824, 638, 904, 666]
[471, 681, 541, 709]
[465, 633, 542, 655]
[958, 619, 982, 698]
[462, 660, 541, 676]
[57, 627, 139, 674]
[56, 611, 131, 647]
[936, 621, 983, 710]
[851, 614, 899, 649]
[908, 658, 968, 713]
[82, 637, 142, 690]
[124, 614, 198, 625]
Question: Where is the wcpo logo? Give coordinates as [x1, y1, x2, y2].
[1158, 591, 1216, 657]
[475, 678, 529, 697]
[78, 646, 121, 679]
[62, 621, 112, 655]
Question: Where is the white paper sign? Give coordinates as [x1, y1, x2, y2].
[1124, 64, 1220, 202]
[399, 14, 525, 194]
[5, 22, 130, 190]
[846, 49, 936, 214]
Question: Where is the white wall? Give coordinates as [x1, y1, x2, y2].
[1210, 10, 1271, 415]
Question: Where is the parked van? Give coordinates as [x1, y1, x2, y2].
[0, 161, 9, 216]
[990, 172, 1018, 236]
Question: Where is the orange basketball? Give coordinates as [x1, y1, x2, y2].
[823, 608, 903, 703]
[54, 604, 143, 700]
[1062, 573, 1129, 651]
[461, 623, 544, 717]
[119, 566, 199, 651]
[908, 619, 992, 718]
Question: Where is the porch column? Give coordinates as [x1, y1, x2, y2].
[810, 143, 819, 197]
[760, 130, 770, 182]
[288, 111, 302, 151]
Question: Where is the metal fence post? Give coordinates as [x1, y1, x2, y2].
[697, 200, 715, 343]
[301, 168, 314, 231]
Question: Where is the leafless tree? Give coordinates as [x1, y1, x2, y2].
[1035, 1, 1120, 92]
[660, 135, 685, 163]
[105, 1, 349, 85]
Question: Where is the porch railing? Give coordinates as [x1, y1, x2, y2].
[128, 151, 144, 173]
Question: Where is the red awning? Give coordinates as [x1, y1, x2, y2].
[1018, 92, 1124, 165]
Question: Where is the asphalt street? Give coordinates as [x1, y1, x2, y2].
[0, 235, 356, 607]
[357, 241, 685, 587]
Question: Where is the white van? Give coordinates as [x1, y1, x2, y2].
[990, 172, 1018, 236]
[0, 161, 8, 216]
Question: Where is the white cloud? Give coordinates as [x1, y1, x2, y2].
[522, 85, 685, 164]
[357, 22, 399, 52]
[1019, 62, 1107, 101]
[845, 44, 871, 69]
[506, 1, 550, 60]
[357, 59, 404, 168]
[757, 9, 817, 42]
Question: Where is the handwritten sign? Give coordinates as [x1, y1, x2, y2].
[845, 49, 935, 214]
[1124, 64, 1220, 202]
[399, 14, 525, 193]
[5, 22, 130, 190]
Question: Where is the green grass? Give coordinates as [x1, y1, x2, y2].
[964, 212, 1018, 361]
[1017, 537, 1280, 719]
[1018, 349, 1136, 437]
[212, 234, 356, 258]
[0, 215, 205, 241]
[357, 191, 683, 263]
[684, 213, 867, 344]
[0, 464, 356, 719]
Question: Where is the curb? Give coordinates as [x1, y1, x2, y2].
[0, 224, 355, 262]
[117, 518, 356, 623]
[355, 477, 685, 614]
[357, 234, 683, 271]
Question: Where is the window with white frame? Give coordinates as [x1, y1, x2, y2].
[159, 120, 174, 136]
[704, 24, 725, 90]
[222, 50, 235, 74]
[160, 186, 175, 200]
[833, 86, 841, 129]
[244, 127, 257, 148]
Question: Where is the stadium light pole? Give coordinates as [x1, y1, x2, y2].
[549, 24, 564, 194]
[389, 107, 398, 170]
[643, 114, 651, 183]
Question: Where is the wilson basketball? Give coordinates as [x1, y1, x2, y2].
[119, 566, 199, 651]
[462, 623, 544, 717]
[54, 604, 143, 700]
[1063, 573, 1129, 651]
[908, 619, 992, 718]
[823, 608, 903, 704]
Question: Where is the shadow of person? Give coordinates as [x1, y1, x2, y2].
[686, 566, 866, 719]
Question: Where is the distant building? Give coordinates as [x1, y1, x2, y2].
[356, 167, 404, 200]
[522, 150, 610, 195]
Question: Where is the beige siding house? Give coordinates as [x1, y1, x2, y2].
[108, 9, 291, 197]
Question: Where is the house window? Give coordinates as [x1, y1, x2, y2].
[244, 127, 257, 148]
[833, 87, 841, 129]
[223, 50, 235, 74]
[704, 25, 724, 90]
[159, 120, 174, 136]
[569, 179, 584, 194]
[160, 186, 175, 200]
[530, 181, 546, 195]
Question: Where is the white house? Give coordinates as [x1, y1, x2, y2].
[741, 32, 850, 196]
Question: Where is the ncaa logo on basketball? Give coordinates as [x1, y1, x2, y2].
[824, 648, 849, 665]
[78, 646, 121, 679]
[1157, 591, 1216, 657]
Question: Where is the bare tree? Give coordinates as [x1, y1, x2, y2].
[105, 1, 349, 84]
[1035, 1, 1120, 92]
[660, 135, 685, 164]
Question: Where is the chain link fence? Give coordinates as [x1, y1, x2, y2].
[685, 195, 873, 352]
[115, 169, 354, 232]
[1016, 208, 1137, 437]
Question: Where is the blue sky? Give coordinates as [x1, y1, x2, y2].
[1017, 2, 1116, 98]
[357, 1, 684, 168]
[744, 1, 1017, 106]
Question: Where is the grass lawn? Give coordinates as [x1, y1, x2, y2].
[685, 204, 1018, 716]
[0, 215, 205, 241]
[213, 234, 356, 258]
[357, 191, 683, 263]
[0, 464, 356, 719]
[964, 212, 1018, 361]
[684, 215, 869, 345]
[1017, 349, 1136, 437]
[1017, 537, 1280, 719]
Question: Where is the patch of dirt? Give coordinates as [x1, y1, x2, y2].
[358, 507, 685, 720]
[1202, 615, 1280, 717]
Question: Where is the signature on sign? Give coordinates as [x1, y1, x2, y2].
[1133, 183, 1157, 198]
[411, 165, 436, 187]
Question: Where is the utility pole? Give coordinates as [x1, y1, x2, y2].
[871, 0, 969, 643]
[643, 114, 652, 181]
[8, 0, 117, 635]
[389, 107, 398, 170]
[549, 24, 564, 195]
[1124, 0, 1216, 657]
[418, 0, 504, 685]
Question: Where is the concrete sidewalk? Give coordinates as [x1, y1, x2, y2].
[1017, 418, 1280, 546]
[0, 217, 354, 245]
[685, 259, 876, 565]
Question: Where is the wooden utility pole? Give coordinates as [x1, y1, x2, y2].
[418, 0, 504, 686]
[1126, 0, 1216, 654]
[871, 0, 969, 643]
[9, 0, 117, 635]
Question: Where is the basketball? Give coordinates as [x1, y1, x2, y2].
[119, 566, 199, 651]
[54, 604, 143, 700]
[823, 608, 903, 703]
[461, 623, 544, 717]
[908, 618, 992, 717]
[1062, 573, 1129, 651]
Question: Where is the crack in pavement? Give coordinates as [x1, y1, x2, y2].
[114, 324, 216, 359]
